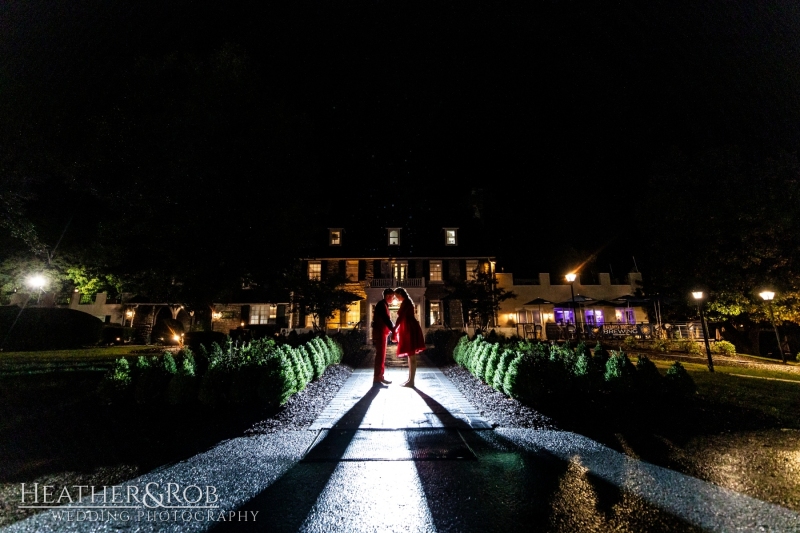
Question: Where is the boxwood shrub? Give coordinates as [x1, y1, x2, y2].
[0, 307, 103, 350]
[454, 336, 696, 406]
[103, 334, 344, 408]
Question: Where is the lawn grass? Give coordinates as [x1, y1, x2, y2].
[0, 346, 169, 376]
[0, 346, 146, 362]
[652, 358, 800, 428]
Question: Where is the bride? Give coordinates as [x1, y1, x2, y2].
[393, 287, 426, 387]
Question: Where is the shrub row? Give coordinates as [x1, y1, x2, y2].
[0, 307, 103, 351]
[628, 336, 737, 356]
[454, 336, 696, 404]
[99, 335, 344, 408]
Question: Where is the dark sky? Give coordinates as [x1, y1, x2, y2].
[2, 0, 800, 277]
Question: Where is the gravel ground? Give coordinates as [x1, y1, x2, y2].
[440, 364, 556, 429]
[246, 364, 354, 434]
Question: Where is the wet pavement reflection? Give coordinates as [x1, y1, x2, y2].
[5, 350, 800, 533]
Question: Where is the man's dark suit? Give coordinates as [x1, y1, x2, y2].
[372, 299, 394, 382]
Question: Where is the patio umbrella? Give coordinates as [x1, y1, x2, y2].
[611, 294, 650, 305]
[586, 299, 618, 307]
[523, 297, 553, 325]
[553, 294, 595, 307]
[553, 295, 594, 327]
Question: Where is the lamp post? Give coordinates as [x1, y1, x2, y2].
[759, 291, 785, 364]
[27, 275, 46, 304]
[566, 273, 579, 339]
[489, 260, 497, 328]
[692, 291, 714, 372]
[126, 309, 135, 328]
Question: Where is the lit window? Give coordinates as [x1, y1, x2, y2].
[466, 260, 478, 280]
[554, 308, 576, 324]
[444, 228, 458, 245]
[392, 262, 407, 281]
[346, 260, 359, 281]
[308, 261, 321, 280]
[387, 228, 400, 245]
[584, 309, 604, 326]
[345, 302, 360, 325]
[429, 260, 442, 282]
[430, 301, 442, 325]
[251, 304, 277, 325]
[615, 308, 635, 324]
[329, 229, 342, 245]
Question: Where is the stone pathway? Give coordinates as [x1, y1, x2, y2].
[311, 346, 491, 430]
[5, 344, 800, 532]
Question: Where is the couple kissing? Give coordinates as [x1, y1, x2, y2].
[372, 287, 427, 387]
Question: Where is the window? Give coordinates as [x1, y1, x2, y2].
[554, 308, 575, 324]
[430, 301, 442, 326]
[392, 262, 407, 281]
[346, 260, 359, 281]
[308, 261, 321, 280]
[584, 309, 604, 326]
[429, 260, 442, 282]
[387, 228, 400, 245]
[345, 302, 360, 326]
[329, 228, 342, 245]
[466, 260, 478, 280]
[250, 304, 277, 325]
[615, 308, 635, 324]
[444, 228, 458, 245]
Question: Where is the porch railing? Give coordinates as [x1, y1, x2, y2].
[369, 277, 425, 288]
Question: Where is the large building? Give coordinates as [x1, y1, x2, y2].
[294, 220, 496, 342]
[207, 215, 650, 341]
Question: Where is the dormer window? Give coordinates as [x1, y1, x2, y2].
[387, 228, 401, 246]
[329, 228, 342, 246]
[444, 228, 458, 246]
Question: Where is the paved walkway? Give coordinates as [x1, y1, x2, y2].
[311, 347, 491, 430]
[5, 346, 800, 532]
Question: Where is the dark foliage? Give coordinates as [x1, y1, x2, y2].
[0, 307, 102, 351]
[455, 337, 696, 407]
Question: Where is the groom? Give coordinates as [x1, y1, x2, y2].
[372, 288, 396, 386]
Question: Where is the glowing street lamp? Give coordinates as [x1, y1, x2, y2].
[489, 260, 497, 328]
[565, 273, 579, 339]
[27, 275, 46, 304]
[759, 291, 785, 364]
[692, 291, 714, 372]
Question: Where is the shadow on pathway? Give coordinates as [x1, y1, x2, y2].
[211, 385, 383, 532]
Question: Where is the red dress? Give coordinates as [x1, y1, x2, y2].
[396, 299, 426, 357]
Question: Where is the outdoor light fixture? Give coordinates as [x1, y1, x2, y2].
[27, 275, 45, 289]
[760, 290, 785, 363]
[691, 290, 714, 372]
[212, 312, 222, 320]
[27, 275, 46, 304]
[565, 273, 579, 338]
[125, 309, 136, 328]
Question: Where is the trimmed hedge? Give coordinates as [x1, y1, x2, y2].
[454, 336, 697, 404]
[0, 307, 103, 351]
[100, 334, 344, 408]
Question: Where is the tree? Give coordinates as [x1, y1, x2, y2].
[290, 274, 362, 331]
[448, 269, 516, 331]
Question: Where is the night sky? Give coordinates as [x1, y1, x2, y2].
[2, 1, 800, 285]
